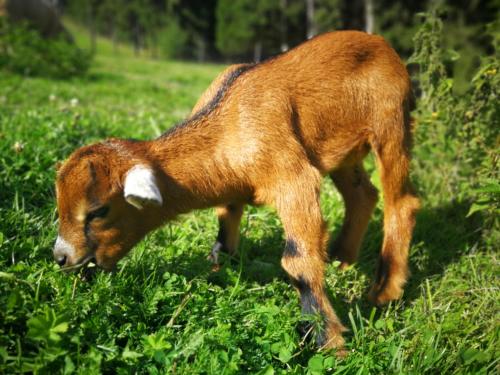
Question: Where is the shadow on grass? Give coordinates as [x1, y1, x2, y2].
[120, 199, 483, 332]
[84, 71, 125, 83]
[332, 200, 483, 324]
[118, 222, 287, 292]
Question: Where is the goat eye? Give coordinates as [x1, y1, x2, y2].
[87, 206, 109, 221]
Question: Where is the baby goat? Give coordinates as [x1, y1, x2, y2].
[54, 31, 420, 352]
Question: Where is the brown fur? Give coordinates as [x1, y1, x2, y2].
[55, 31, 420, 352]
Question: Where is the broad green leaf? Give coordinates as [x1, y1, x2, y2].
[308, 354, 324, 373]
[256, 365, 274, 375]
[278, 346, 292, 363]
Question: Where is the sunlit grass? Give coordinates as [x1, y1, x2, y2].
[0, 31, 498, 373]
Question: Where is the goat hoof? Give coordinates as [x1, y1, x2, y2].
[368, 284, 403, 306]
[207, 242, 223, 265]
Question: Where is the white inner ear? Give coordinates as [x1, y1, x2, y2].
[124, 165, 163, 209]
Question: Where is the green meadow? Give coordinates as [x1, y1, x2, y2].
[0, 18, 498, 374]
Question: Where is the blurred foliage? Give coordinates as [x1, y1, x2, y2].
[158, 18, 188, 59]
[410, 11, 499, 247]
[0, 19, 91, 78]
[215, 0, 257, 57]
[58, 0, 499, 93]
[315, 0, 342, 34]
[216, 0, 284, 59]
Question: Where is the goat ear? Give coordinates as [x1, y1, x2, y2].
[123, 165, 163, 209]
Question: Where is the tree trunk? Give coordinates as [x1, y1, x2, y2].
[280, 0, 289, 52]
[111, 21, 118, 54]
[88, 3, 96, 53]
[133, 22, 140, 56]
[196, 37, 206, 62]
[306, 0, 316, 39]
[364, 0, 374, 34]
[253, 40, 262, 62]
[150, 32, 158, 59]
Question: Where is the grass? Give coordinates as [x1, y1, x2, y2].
[0, 29, 498, 374]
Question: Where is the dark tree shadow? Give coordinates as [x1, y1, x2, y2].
[84, 71, 125, 83]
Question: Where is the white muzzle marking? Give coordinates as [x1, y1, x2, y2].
[53, 235, 76, 264]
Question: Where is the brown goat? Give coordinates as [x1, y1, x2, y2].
[54, 31, 420, 352]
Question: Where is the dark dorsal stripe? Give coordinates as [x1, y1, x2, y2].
[159, 63, 256, 139]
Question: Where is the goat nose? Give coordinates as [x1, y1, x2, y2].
[54, 235, 75, 268]
[55, 254, 67, 267]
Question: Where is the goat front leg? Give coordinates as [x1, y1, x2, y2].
[209, 204, 244, 266]
[273, 179, 346, 353]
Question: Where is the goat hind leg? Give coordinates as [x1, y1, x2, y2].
[369, 116, 420, 305]
[329, 164, 378, 268]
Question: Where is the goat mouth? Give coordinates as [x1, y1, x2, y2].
[57, 255, 98, 281]
[81, 260, 98, 281]
[61, 255, 99, 281]
[61, 255, 96, 272]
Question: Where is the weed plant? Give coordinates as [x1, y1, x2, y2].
[0, 19, 91, 79]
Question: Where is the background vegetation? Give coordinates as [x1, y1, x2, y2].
[0, 18, 91, 78]
[61, 0, 498, 93]
[0, 1, 498, 373]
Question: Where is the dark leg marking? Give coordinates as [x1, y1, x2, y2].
[292, 276, 326, 347]
[216, 217, 227, 248]
[283, 238, 299, 258]
[373, 254, 390, 293]
[353, 165, 363, 187]
[226, 203, 238, 214]
[294, 276, 321, 314]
